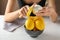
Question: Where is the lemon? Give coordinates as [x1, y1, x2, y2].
[35, 17, 45, 31]
[27, 6, 33, 17]
[33, 5, 43, 14]
[25, 18, 34, 30]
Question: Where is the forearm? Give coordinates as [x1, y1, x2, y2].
[4, 9, 20, 22]
[47, 0, 58, 22]
[47, 0, 56, 9]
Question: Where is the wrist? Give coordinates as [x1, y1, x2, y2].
[48, 6, 56, 9]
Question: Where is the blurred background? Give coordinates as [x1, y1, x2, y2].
[0, 0, 60, 16]
[0, 0, 19, 15]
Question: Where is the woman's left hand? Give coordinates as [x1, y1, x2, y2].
[35, 7, 58, 22]
[46, 7, 58, 22]
[35, 7, 58, 17]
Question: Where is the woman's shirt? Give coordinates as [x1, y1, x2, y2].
[18, 0, 46, 7]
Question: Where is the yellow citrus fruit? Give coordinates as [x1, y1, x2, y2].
[25, 18, 34, 30]
[27, 6, 33, 17]
[30, 16, 39, 21]
[35, 17, 45, 31]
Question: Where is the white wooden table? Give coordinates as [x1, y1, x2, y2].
[0, 15, 60, 40]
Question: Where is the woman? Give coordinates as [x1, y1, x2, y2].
[4, 0, 58, 37]
[4, 0, 58, 22]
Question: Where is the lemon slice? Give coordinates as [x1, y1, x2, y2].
[25, 18, 34, 30]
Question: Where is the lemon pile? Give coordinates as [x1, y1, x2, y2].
[25, 6, 45, 31]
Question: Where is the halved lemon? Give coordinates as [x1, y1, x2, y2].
[35, 17, 45, 31]
[25, 18, 34, 30]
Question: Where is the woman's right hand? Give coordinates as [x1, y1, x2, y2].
[18, 5, 29, 18]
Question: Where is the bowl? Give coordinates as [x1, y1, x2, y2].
[24, 25, 44, 38]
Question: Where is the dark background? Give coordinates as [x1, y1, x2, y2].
[0, 0, 60, 16]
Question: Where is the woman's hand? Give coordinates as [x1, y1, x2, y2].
[47, 7, 58, 22]
[35, 7, 57, 16]
[35, 7, 58, 22]
[35, 7, 50, 16]
[18, 5, 29, 18]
